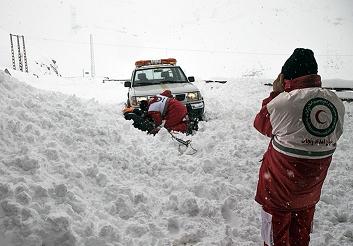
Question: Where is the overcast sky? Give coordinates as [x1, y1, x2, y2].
[1, 0, 353, 79]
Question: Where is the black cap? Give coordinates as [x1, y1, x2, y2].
[281, 48, 318, 80]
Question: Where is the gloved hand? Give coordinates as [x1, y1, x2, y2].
[273, 73, 284, 92]
[122, 106, 134, 113]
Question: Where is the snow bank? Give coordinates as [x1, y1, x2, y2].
[2, 68, 127, 105]
[1, 71, 353, 245]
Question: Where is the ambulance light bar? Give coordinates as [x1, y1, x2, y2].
[135, 58, 177, 67]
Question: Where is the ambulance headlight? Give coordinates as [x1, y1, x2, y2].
[186, 91, 201, 102]
[131, 96, 149, 106]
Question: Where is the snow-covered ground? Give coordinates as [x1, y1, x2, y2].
[1, 0, 353, 244]
[1, 70, 353, 246]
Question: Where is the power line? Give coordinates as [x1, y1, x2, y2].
[25, 36, 353, 57]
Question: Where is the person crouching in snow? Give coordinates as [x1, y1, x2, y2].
[148, 90, 188, 134]
[253, 48, 345, 246]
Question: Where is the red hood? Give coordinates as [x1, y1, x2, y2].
[284, 74, 321, 92]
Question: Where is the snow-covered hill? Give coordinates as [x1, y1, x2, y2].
[1, 71, 353, 245]
[1, 0, 353, 79]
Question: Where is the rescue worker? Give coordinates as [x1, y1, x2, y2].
[253, 48, 345, 246]
[148, 90, 188, 134]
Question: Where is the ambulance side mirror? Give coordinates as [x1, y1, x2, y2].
[188, 76, 195, 82]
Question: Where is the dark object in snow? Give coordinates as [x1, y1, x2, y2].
[205, 80, 227, 84]
[281, 48, 318, 80]
[102, 78, 128, 83]
[186, 104, 199, 135]
[4, 68, 11, 76]
[125, 113, 155, 133]
[123, 104, 155, 133]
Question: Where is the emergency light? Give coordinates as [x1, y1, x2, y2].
[135, 58, 177, 67]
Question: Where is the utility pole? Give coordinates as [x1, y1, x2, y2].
[22, 36, 29, 72]
[9, 34, 29, 72]
[90, 34, 95, 78]
[10, 34, 16, 70]
[16, 35, 23, 71]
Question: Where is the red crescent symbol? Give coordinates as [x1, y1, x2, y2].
[315, 110, 326, 124]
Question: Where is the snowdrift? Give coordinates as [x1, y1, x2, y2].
[0, 71, 353, 245]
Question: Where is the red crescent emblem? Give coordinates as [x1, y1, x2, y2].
[315, 110, 326, 124]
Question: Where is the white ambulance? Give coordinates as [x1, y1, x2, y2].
[124, 58, 205, 119]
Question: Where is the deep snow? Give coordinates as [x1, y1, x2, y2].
[0, 70, 353, 245]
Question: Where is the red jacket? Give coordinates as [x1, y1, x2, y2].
[254, 75, 345, 210]
[148, 95, 188, 132]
